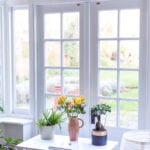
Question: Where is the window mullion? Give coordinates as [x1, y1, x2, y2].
[116, 9, 120, 128]
[60, 12, 63, 94]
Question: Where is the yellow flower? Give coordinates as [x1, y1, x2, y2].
[74, 97, 82, 105]
[66, 101, 73, 107]
[61, 95, 66, 101]
[80, 96, 85, 103]
[57, 95, 66, 105]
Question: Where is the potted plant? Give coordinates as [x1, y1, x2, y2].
[91, 103, 111, 146]
[0, 137, 22, 150]
[0, 106, 22, 149]
[57, 95, 86, 141]
[37, 108, 66, 140]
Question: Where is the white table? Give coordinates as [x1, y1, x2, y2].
[17, 135, 118, 150]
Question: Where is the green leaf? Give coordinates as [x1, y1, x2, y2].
[37, 108, 66, 127]
[0, 107, 3, 112]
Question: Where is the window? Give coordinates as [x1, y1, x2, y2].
[11, 8, 30, 112]
[7, 0, 144, 140]
[37, 5, 83, 111]
[93, 7, 140, 129]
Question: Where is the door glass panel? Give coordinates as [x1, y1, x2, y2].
[44, 13, 60, 39]
[120, 101, 138, 129]
[45, 69, 61, 94]
[63, 69, 79, 95]
[46, 95, 58, 109]
[63, 12, 79, 39]
[45, 42, 61, 67]
[99, 10, 118, 38]
[120, 71, 138, 99]
[63, 42, 79, 67]
[99, 41, 117, 68]
[120, 9, 140, 38]
[120, 40, 139, 68]
[102, 99, 117, 127]
[99, 71, 117, 97]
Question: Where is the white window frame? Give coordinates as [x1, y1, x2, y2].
[35, 3, 90, 136]
[90, 0, 142, 139]
[9, 6, 33, 116]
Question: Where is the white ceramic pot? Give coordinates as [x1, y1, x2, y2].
[39, 126, 55, 140]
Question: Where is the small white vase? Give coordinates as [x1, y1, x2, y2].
[39, 126, 55, 140]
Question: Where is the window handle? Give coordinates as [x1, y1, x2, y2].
[96, 2, 101, 5]
[77, 3, 81, 6]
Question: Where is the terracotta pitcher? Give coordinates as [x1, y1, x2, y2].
[68, 117, 84, 141]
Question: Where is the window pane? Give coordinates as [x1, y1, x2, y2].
[120, 101, 138, 129]
[63, 12, 79, 39]
[45, 69, 61, 94]
[99, 41, 117, 68]
[120, 40, 139, 68]
[99, 71, 117, 97]
[63, 42, 79, 67]
[13, 9, 30, 109]
[45, 42, 61, 67]
[99, 10, 118, 38]
[102, 99, 116, 127]
[46, 95, 58, 109]
[120, 71, 138, 99]
[63, 70, 79, 95]
[120, 9, 140, 38]
[44, 13, 60, 39]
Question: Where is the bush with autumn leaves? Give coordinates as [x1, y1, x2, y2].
[57, 95, 86, 117]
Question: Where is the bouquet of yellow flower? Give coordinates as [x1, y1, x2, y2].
[57, 95, 86, 117]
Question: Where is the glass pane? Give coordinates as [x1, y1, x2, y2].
[63, 42, 79, 67]
[99, 71, 117, 97]
[44, 13, 60, 39]
[13, 9, 30, 109]
[120, 9, 140, 38]
[63, 12, 79, 39]
[99, 10, 118, 38]
[45, 42, 61, 67]
[120, 101, 138, 129]
[45, 69, 61, 94]
[46, 95, 58, 109]
[63, 70, 79, 95]
[99, 41, 117, 68]
[101, 99, 116, 127]
[120, 71, 138, 99]
[120, 40, 139, 68]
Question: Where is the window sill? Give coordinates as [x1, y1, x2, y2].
[0, 117, 32, 125]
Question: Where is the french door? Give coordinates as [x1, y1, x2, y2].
[90, 1, 141, 139]
[36, 1, 141, 140]
[36, 4, 89, 136]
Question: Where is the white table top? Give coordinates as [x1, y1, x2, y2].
[123, 130, 150, 144]
[17, 135, 118, 150]
[120, 130, 150, 150]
